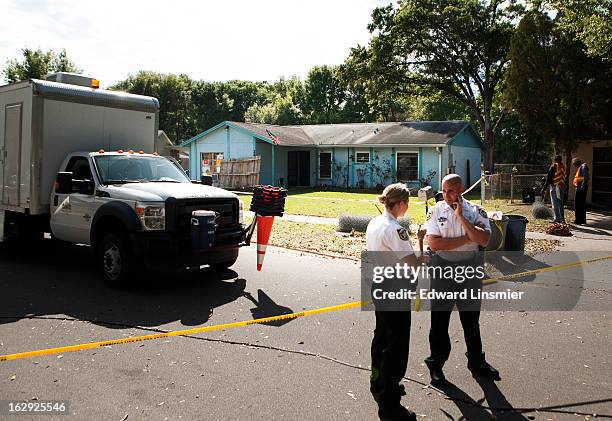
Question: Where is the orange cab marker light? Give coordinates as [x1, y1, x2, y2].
[98, 149, 105, 154]
[117, 150, 124, 154]
[91, 79, 100, 89]
[138, 150, 144, 154]
[129, 150, 134, 154]
[153, 151, 159, 156]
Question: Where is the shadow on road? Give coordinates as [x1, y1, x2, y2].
[437, 379, 529, 421]
[0, 240, 293, 329]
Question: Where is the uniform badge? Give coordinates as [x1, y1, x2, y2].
[426, 209, 433, 221]
[397, 228, 410, 241]
[478, 207, 488, 218]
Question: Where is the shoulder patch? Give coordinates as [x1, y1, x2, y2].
[397, 228, 410, 241]
[478, 207, 488, 218]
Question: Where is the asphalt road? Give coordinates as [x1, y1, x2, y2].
[0, 242, 611, 420]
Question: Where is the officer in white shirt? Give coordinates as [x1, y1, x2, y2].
[423, 174, 500, 386]
[366, 183, 418, 421]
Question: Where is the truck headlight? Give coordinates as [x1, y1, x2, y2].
[136, 204, 165, 231]
[238, 199, 244, 225]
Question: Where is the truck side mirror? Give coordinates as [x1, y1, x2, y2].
[55, 172, 73, 194]
[201, 175, 213, 186]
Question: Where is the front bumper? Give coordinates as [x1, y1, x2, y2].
[129, 227, 243, 268]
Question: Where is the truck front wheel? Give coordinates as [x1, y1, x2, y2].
[99, 232, 137, 288]
[211, 255, 238, 270]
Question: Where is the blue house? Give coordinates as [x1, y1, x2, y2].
[181, 121, 484, 191]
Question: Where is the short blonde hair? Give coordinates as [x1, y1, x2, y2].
[378, 183, 410, 210]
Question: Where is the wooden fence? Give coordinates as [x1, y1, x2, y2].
[218, 156, 261, 189]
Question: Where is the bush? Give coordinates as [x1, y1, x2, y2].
[532, 202, 553, 220]
[337, 214, 412, 233]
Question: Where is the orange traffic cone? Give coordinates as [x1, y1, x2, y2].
[256, 215, 275, 271]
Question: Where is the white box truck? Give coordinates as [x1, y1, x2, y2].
[0, 74, 245, 287]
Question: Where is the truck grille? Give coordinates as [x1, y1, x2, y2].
[165, 197, 239, 235]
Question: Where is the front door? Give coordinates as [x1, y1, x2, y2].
[50, 156, 97, 244]
[592, 147, 612, 206]
[288, 151, 310, 187]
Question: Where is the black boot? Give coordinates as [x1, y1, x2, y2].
[378, 402, 416, 421]
[377, 385, 415, 420]
[466, 352, 500, 380]
[424, 357, 446, 386]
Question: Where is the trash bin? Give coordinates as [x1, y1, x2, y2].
[191, 210, 217, 249]
[486, 216, 508, 251]
[522, 187, 537, 203]
[504, 215, 528, 251]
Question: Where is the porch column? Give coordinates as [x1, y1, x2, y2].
[271, 144, 276, 186]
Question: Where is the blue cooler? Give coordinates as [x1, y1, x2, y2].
[191, 210, 217, 249]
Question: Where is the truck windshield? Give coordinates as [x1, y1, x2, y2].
[94, 155, 190, 184]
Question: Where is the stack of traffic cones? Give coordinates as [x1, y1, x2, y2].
[250, 185, 287, 216]
[251, 185, 288, 271]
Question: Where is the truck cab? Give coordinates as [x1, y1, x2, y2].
[49, 150, 245, 286]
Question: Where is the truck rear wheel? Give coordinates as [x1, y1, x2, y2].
[99, 232, 137, 288]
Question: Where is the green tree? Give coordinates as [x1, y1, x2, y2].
[553, 0, 612, 59]
[404, 90, 471, 121]
[504, 9, 612, 163]
[299, 65, 345, 124]
[245, 95, 301, 125]
[348, 0, 522, 170]
[3, 48, 81, 82]
[113, 71, 196, 143]
[245, 76, 303, 125]
[191, 81, 235, 133]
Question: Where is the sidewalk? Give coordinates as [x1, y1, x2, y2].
[246, 209, 612, 250]
[526, 211, 612, 250]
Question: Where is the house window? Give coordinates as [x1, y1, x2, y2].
[201, 152, 223, 175]
[356, 151, 370, 163]
[396, 152, 419, 181]
[319, 151, 332, 179]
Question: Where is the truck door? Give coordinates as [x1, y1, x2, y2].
[50, 156, 97, 244]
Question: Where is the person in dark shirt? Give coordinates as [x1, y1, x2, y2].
[571, 158, 589, 225]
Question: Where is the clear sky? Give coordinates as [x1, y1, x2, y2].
[1, 0, 390, 87]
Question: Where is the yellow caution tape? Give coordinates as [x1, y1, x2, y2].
[0, 301, 362, 362]
[414, 254, 612, 311]
[2, 254, 611, 362]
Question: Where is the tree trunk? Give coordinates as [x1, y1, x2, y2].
[483, 126, 495, 173]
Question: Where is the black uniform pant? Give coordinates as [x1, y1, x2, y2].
[574, 187, 588, 224]
[427, 255, 484, 368]
[428, 310, 482, 367]
[371, 309, 411, 404]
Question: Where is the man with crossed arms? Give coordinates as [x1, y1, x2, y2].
[423, 174, 500, 385]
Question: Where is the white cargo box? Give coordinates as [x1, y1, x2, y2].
[0, 79, 159, 215]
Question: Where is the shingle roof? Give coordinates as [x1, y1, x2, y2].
[230, 121, 312, 146]
[231, 121, 473, 146]
[182, 120, 479, 147]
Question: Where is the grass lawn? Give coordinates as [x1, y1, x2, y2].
[239, 189, 565, 232]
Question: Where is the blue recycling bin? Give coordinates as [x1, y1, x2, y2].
[191, 210, 217, 249]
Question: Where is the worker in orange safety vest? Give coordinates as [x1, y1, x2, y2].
[541, 155, 567, 223]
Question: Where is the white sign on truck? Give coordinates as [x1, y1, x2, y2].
[0, 73, 246, 287]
